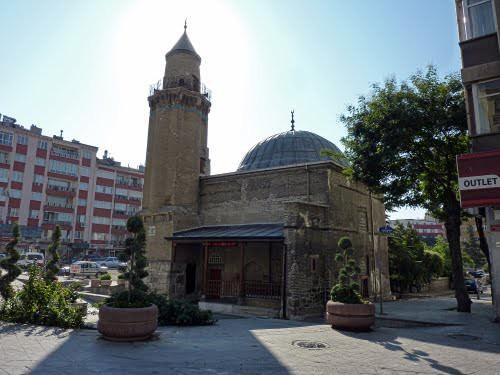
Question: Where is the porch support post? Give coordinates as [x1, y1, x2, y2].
[239, 241, 245, 302]
[202, 243, 208, 297]
[268, 242, 272, 283]
[172, 241, 177, 263]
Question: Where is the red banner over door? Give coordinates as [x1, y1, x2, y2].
[456, 150, 500, 208]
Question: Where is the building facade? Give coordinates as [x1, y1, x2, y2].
[142, 28, 390, 319]
[455, 0, 500, 320]
[0, 116, 144, 257]
[390, 217, 445, 245]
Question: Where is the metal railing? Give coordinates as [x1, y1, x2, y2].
[47, 185, 75, 193]
[205, 280, 281, 300]
[149, 78, 212, 101]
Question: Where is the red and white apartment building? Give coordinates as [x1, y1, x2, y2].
[455, 0, 500, 320]
[0, 114, 143, 257]
[389, 215, 446, 246]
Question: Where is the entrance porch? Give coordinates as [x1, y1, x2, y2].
[168, 224, 285, 317]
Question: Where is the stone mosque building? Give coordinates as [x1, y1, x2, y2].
[142, 27, 389, 319]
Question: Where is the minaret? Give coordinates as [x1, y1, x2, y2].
[143, 24, 211, 293]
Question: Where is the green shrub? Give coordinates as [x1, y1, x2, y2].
[0, 224, 22, 300]
[99, 273, 112, 281]
[105, 291, 215, 326]
[117, 273, 126, 280]
[330, 237, 364, 304]
[0, 266, 85, 328]
[44, 226, 61, 282]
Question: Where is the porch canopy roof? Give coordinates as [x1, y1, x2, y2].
[167, 223, 284, 242]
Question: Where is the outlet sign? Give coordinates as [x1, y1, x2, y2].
[457, 150, 500, 208]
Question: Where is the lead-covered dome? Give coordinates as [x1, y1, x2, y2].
[237, 130, 347, 171]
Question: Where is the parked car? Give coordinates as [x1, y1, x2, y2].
[469, 270, 485, 278]
[0, 253, 7, 260]
[98, 257, 128, 270]
[70, 261, 108, 277]
[465, 279, 484, 294]
[17, 252, 44, 268]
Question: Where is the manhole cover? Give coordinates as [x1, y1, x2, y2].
[292, 340, 329, 350]
[447, 333, 481, 341]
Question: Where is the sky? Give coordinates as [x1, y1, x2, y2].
[0, 0, 462, 220]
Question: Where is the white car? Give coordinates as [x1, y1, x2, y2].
[70, 261, 108, 277]
[17, 252, 44, 267]
[98, 257, 127, 270]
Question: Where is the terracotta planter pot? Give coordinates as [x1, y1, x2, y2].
[90, 279, 101, 288]
[98, 304, 158, 342]
[326, 301, 375, 331]
[100, 280, 112, 287]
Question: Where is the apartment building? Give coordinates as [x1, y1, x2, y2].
[0, 114, 143, 256]
[454, 0, 500, 320]
[389, 216, 445, 245]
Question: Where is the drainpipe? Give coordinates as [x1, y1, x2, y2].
[281, 243, 288, 319]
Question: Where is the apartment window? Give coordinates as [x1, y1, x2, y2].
[94, 200, 112, 209]
[49, 159, 78, 176]
[0, 169, 7, 182]
[92, 232, 108, 241]
[473, 79, 500, 134]
[37, 140, 48, 150]
[12, 171, 23, 182]
[74, 231, 83, 239]
[78, 214, 86, 224]
[9, 207, 18, 217]
[79, 182, 89, 190]
[93, 216, 111, 225]
[51, 145, 79, 159]
[114, 203, 127, 211]
[0, 131, 13, 146]
[32, 192, 43, 201]
[14, 153, 26, 163]
[79, 166, 89, 176]
[82, 149, 92, 159]
[35, 157, 46, 166]
[16, 134, 28, 145]
[96, 185, 113, 194]
[112, 218, 127, 226]
[29, 209, 39, 219]
[9, 189, 22, 198]
[0, 152, 9, 164]
[464, 0, 496, 39]
[34, 174, 44, 184]
[78, 198, 87, 207]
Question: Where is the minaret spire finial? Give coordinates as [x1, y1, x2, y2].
[290, 110, 295, 132]
[184, 18, 187, 32]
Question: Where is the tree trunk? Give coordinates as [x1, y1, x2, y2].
[475, 214, 493, 303]
[444, 201, 471, 313]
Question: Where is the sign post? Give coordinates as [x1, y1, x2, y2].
[377, 225, 394, 315]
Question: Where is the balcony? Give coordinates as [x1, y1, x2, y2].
[46, 184, 76, 197]
[44, 202, 74, 213]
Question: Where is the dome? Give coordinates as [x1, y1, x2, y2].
[237, 130, 348, 171]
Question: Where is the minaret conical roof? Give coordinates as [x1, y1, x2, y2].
[166, 30, 200, 61]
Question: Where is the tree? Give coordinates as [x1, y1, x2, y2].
[44, 226, 61, 282]
[340, 66, 472, 311]
[388, 224, 443, 293]
[123, 216, 148, 300]
[0, 224, 22, 300]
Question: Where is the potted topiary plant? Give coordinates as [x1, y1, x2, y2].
[326, 237, 375, 331]
[99, 273, 112, 287]
[117, 273, 128, 287]
[98, 216, 158, 341]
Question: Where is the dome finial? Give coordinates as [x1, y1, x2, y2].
[184, 18, 187, 32]
[290, 110, 295, 132]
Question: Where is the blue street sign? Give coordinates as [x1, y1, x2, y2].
[379, 225, 394, 234]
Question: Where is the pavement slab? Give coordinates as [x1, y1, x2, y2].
[0, 297, 499, 374]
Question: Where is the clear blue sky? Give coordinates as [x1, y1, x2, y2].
[0, 0, 461, 220]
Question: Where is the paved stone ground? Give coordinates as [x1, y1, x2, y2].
[1, 297, 499, 374]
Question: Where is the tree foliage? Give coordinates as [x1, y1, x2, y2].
[339, 66, 471, 312]
[330, 237, 364, 304]
[44, 226, 61, 282]
[388, 224, 443, 293]
[0, 224, 22, 300]
[109, 215, 149, 307]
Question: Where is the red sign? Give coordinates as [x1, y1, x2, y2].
[457, 150, 500, 208]
[206, 241, 238, 247]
